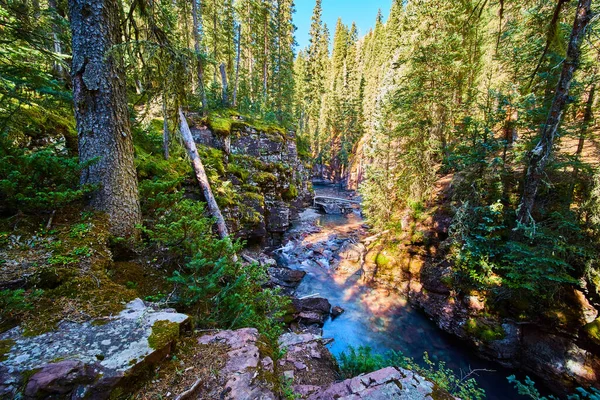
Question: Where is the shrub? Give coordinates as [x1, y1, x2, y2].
[0, 141, 95, 213]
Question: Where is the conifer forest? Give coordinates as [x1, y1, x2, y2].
[1, 0, 600, 399]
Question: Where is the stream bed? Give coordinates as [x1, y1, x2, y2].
[276, 185, 526, 400]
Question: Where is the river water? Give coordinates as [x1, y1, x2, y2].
[278, 186, 526, 400]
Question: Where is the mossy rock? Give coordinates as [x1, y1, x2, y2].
[583, 319, 600, 345]
[464, 318, 505, 342]
[282, 184, 298, 200]
[0, 339, 14, 361]
[207, 115, 233, 136]
[148, 320, 180, 350]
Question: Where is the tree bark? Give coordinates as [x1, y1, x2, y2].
[517, 0, 592, 224]
[191, 0, 208, 114]
[162, 93, 170, 160]
[68, 0, 141, 238]
[178, 108, 229, 239]
[48, 0, 64, 77]
[219, 62, 229, 106]
[233, 23, 241, 107]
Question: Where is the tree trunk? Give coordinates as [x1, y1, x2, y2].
[162, 93, 170, 160]
[219, 63, 229, 106]
[68, 0, 141, 238]
[517, 0, 592, 224]
[48, 0, 64, 77]
[191, 0, 208, 114]
[178, 108, 229, 239]
[233, 23, 241, 107]
[263, 13, 268, 102]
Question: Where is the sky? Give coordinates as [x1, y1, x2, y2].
[293, 0, 393, 51]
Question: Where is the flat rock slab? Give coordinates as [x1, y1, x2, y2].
[0, 298, 188, 399]
[307, 366, 454, 400]
[197, 328, 277, 400]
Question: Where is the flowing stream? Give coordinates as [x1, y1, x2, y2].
[277, 183, 526, 400]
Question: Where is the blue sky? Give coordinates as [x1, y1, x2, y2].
[293, 0, 393, 51]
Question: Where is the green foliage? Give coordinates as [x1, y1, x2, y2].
[450, 201, 585, 303]
[508, 375, 600, 400]
[0, 142, 95, 213]
[0, 289, 43, 327]
[337, 346, 485, 400]
[141, 195, 288, 343]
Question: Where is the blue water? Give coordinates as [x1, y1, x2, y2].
[283, 211, 527, 400]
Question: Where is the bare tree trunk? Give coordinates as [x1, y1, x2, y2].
[517, 0, 592, 224]
[191, 0, 207, 114]
[162, 93, 169, 160]
[178, 108, 229, 239]
[48, 0, 64, 77]
[219, 63, 229, 106]
[263, 8, 268, 101]
[233, 24, 241, 107]
[69, 0, 141, 238]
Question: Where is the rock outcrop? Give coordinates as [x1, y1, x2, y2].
[0, 299, 189, 399]
[188, 114, 313, 245]
[307, 366, 455, 400]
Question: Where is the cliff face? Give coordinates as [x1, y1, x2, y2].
[188, 113, 312, 245]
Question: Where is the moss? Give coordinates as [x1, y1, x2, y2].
[207, 114, 233, 136]
[0, 339, 14, 361]
[464, 318, 505, 342]
[254, 172, 277, 186]
[583, 318, 600, 344]
[375, 252, 391, 268]
[282, 184, 298, 200]
[148, 320, 180, 350]
[227, 162, 250, 182]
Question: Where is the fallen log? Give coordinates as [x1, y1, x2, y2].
[179, 108, 229, 239]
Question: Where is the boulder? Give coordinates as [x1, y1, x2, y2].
[331, 306, 345, 319]
[0, 299, 189, 399]
[197, 328, 276, 400]
[308, 366, 455, 400]
[268, 266, 306, 288]
[278, 333, 338, 390]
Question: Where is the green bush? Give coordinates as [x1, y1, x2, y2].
[0, 141, 95, 213]
[450, 201, 585, 303]
[142, 196, 288, 343]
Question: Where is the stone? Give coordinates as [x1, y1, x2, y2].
[268, 267, 306, 288]
[197, 329, 276, 400]
[331, 306, 345, 319]
[24, 361, 95, 398]
[293, 297, 331, 315]
[0, 299, 189, 399]
[308, 366, 450, 400]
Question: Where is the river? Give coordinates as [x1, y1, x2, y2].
[276, 184, 527, 400]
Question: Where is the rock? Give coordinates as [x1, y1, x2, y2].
[521, 328, 600, 393]
[338, 242, 365, 262]
[278, 333, 338, 388]
[0, 299, 189, 399]
[198, 328, 276, 399]
[308, 366, 454, 400]
[293, 297, 331, 315]
[268, 267, 306, 288]
[24, 361, 95, 398]
[331, 306, 345, 319]
[292, 297, 332, 328]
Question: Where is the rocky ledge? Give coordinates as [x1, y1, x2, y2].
[188, 113, 313, 245]
[191, 328, 454, 400]
[0, 299, 189, 399]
